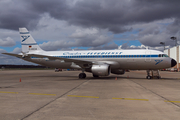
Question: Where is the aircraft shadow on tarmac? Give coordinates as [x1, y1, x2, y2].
[30, 75, 180, 81]
[31, 75, 125, 81]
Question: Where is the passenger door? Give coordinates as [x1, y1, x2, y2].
[145, 51, 151, 62]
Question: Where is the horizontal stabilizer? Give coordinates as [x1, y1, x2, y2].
[2, 53, 22, 58]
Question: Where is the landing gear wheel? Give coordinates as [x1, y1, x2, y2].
[93, 74, 99, 78]
[146, 76, 151, 79]
[157, 76, 161, 79]
[79, 73, 86, 79]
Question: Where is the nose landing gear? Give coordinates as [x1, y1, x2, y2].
[146, 70, 161, 79]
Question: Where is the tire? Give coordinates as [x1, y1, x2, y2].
[82, 73, 86, 78]
[79, 73, 86, 79]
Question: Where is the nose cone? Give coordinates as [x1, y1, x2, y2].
[171, 59, 177, 67]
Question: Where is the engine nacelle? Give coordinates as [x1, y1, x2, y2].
[91, 64, 110, 76]
[111, 69, 125, 75]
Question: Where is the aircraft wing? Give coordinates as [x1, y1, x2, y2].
[2, 53, 117, 68]
[28, 54, 93, 68]
[28, 54, 119, 68]
[2, 53, 91, 64]
[28, 54, 92, 64]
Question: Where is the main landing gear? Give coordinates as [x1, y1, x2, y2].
[79, 69, 86, 79]
[146, 70, 161, 79]
[79, 73, 86, 79]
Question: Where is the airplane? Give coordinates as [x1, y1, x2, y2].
[3, 28, 177, 79]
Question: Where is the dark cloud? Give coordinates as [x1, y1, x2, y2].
[119, 43, 129, 49]
[0, 1, 40, 30]
[0, 37, 16, 47]
[39, 29, 113, 51]
[45, 0, 180, 33]
[137, 18, 180, 47]
[1, 0, 180, 33]
[166, 19, 180, 34]
[88, 43, 118, 50]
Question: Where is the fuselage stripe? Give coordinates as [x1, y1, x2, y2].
[21, 43, 37, 45]
[54, 55, 158, 58]
[20, 32, 30, 34]
[31, 55, 162, 59]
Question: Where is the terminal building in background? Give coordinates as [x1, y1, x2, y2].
[164, 46, 179, 70]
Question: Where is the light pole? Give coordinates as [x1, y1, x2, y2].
[160, 42, 165, 50]
[171, 36, 179, 71]
[171, 37, 177, 46]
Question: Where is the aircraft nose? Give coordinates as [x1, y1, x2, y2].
[171, 59, 177, 67]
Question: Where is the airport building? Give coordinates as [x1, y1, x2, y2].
[164, 46, 180, 69]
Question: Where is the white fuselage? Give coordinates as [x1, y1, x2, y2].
[23, 49, 172, 70]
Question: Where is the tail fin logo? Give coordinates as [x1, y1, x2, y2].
[21, 36, 30, 42]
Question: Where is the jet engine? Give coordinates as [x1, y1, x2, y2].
[91, 64, 110, 76]
[111, 69, 125, 75]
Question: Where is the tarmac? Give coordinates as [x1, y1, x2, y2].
[1, 70, 180, 120]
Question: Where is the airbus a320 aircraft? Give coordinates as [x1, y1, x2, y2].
[3, 28, 177, 79]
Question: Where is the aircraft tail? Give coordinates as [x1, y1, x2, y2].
[19, 28, 44, 53]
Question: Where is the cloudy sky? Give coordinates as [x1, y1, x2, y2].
[0, 0, 180, 65]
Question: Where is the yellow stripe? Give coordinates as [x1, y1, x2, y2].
[0, 91, 18, 94]
[165, 100, 180, 103]
[29, 93, 56, 96]
[112, 98, 148, 101]
[68, 95, 99, 98]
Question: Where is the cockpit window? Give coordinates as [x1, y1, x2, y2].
[158, 54, 169, 57]
[162, 54, 169, 57]
[164, 54, 169, 57]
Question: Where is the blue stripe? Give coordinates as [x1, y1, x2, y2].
[20, 32, 29, 34]
[21, 43, 37, 45]
[31, 55, 160, 59]
[51, 55, 159, 58]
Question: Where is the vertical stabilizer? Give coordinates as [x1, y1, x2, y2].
[19, 28, 43, 53]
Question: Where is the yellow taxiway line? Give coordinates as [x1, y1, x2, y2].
[165, 100, 180, 103]
[68, 95, 99, 98]
[112, 97, 149, 101]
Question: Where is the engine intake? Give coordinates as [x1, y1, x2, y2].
[91, 64, 110, 76]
